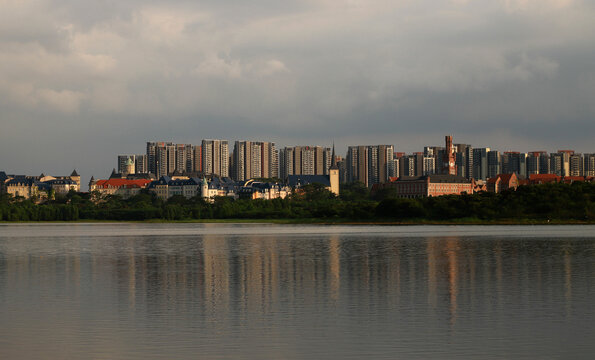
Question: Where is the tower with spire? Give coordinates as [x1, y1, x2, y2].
[329, 143, 340, 196]
[201, 177, 209, 199]
[69, 169, 81, 187]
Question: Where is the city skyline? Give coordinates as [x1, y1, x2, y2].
[100, 136, 594, 187]
[3, 134, 595, 182]
[2, 1, 595, 184]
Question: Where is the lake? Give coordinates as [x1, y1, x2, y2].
[1, 223, 594, 359]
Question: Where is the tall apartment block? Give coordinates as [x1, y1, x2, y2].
[146, 142, 157, 175]
[423, 156, 436, 176]
[193, 145, 202, 173]
[584, 154, 595, 176]
[527, 151, 549, 175]
[147, 141, 199, 177]
[502, 152, 527, 178]
[583, 154, 595, 176]
[279, 146, 331, 180]
[202, 139, 229, 178]
[133, 154, 146, 174]
[399, 153, 424, 177]
[550, 150, 573, 177]
[146, 141, 174, 177]
[454, 143, 473, 180]
[399, 155, 415, 177]
[175, 144, 194, 174]
[487, 150, 501, 179]
[335, 156, 348, 184]
[232, 141, 278, 181]
[346, 145, 394, 187]
[569, 152, 583, 176]
[472, 148, 490, 180]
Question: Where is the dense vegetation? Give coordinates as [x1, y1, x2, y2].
[1, 181, 594, 222]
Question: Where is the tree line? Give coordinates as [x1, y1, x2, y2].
[0, 181, 593, 222]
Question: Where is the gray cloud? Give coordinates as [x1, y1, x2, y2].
[1, 0, 594, 184]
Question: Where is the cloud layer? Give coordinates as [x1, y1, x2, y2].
[1, 0, 594, 179]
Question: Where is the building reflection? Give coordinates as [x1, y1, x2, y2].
[446, 237, 459, 326]
[0, 232, 591, 333]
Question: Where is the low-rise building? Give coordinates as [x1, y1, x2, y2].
[238, 180, 290, 200]
[373, 174, 474, 198]
[44, 179, 79, 195]
[486, 173, 519, 193]
[200, 177, 237, 201]
[5, 177, 40, 200]
[528, 174, 562, 185]
[90, 178, 152, 199]
[147, 176, 237, 201]
[2, 170, 80, 201]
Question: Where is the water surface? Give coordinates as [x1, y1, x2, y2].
[1, 224, 594, 359]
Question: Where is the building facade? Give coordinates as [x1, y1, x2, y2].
[232, 141, 278, 181]
[278, 146, 331, 180]
[375, 175, 474, 199]
[202, 139, 230, 178]
[346, 145, 394, 187]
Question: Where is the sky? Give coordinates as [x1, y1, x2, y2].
[1, 0, 595, 183]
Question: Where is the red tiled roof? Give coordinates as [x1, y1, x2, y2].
[529, 174, 561, 180]
[95, 179, 151, 189]
[498, 173, 515, 184]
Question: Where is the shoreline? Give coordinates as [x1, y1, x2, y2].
[2, 218, 594, 225]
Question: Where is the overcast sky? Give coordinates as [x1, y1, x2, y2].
[1, 0, 594, 182]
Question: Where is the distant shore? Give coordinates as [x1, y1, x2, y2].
[2, 218, 594, 225]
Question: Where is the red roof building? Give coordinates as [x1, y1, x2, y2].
[90, 178, 152, 199]
[487, 173, 518, 193]
[528, 174, 562, 185]
[374, 174, 473, 199]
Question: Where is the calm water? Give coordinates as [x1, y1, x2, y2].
[0, 224, 594, 359]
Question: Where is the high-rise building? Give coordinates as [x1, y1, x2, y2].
[388, 156, 399, 178]
[551, 150, 573, 177]
[570, 153, 583, 176]
[346, 145, 394, 187]
[193, 145, 202, 173]
[539, 153, 550, 175]
[487, 150, 501, 178]
[279, 147, 294, 179]
[279, 146, 331, 180]
[527, 151, 548, 175]
[347, 146, 367, 185]
[502, 152, 527, 178]
[399, 155, 416, 177]
[146, 142, 157, 175]
[584, 154, 595, 176]
[336, 156, 348, 184]
[454, 144, 473, 180]
[146, 141, 176, 177]
[135, 154, 147, 174]
[158, 142, 176, 177]
[172, 144, 194, 173]
[202, 139, 229, 178]
[473, 148, 490, 180]
[232, 141, 277, 181]
[423, 156, 436, 176]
